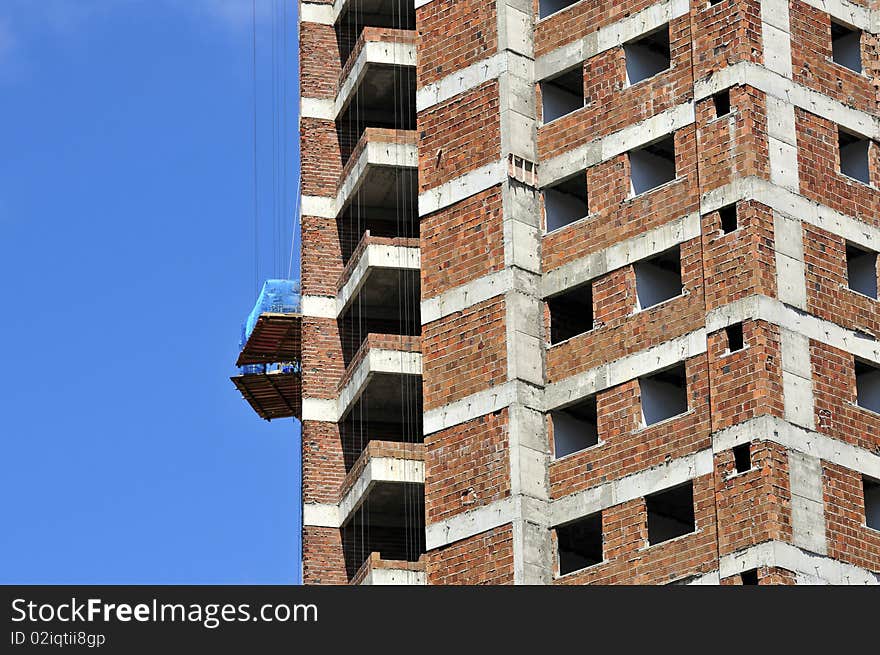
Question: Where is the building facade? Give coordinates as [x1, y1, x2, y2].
[296, 0, 880, 584]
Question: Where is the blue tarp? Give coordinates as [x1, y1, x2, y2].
[238, 280, 301, 374]
[243, 279, 301, 341]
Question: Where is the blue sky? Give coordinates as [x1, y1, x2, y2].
[0, 0, 302, 583]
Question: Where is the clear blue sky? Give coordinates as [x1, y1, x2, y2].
[0, 1, 302, 583]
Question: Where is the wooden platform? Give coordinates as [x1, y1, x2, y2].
[236, 313, 302, 367]
[231, 371, 302, 421]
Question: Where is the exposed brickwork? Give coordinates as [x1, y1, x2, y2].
[537, 16, 693, 160]
[823, 461, 880, 573]
[298, 0, 880, 585]
[301, 118, 342, 196]
[301, 21, 340, 99]
[789, 1, 877, 116]
[802, 222, 880, 338]
[542, 126, 699, 273]
[427, 524, 515, 584]
[420, 186, 505, 298]
[417, 81, 501, 191]
[421, 297, 508, 410]
[720, 566, 797, 585]
[545, 238, 704, 382]
[301, 215, 343, 297]
[811, 340, 880, 452]
[303, 526, 348, 585]
[695, 86, 770, 193]
[549, 355, 711, 498]
[534, 0, 662, 58]
[301, 317, 344, 399]
[553, 475, 718, 585]
[424, 409, 511, 525]
[416, 0, 498, 87]
[714, 440, 792, 555]
[692, 0, 763, 81]
[706, 320, 785, 431]
[701, 200, 777, 311]
[795, 108, 880, 229]
[302, 420, 346, 505]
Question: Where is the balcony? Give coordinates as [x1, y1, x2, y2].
[337, 333, 421, 421]
[339, 440, 425, 581]
[350, 553, 426, 585]
[335, 27, 416, 169]
[337, 28, 416, 117]
[335, 128, 417, 219]
[335, 0, 416, 65]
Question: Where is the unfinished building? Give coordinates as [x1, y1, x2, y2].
[279, 0, 880, 584]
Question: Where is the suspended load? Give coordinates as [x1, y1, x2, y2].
[231, 279, 303, 421]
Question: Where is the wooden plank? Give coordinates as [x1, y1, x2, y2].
[231, 372, 302, 421]
[236, 313, 302, 367]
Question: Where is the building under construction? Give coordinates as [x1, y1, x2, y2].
[235, 0, 880, 584]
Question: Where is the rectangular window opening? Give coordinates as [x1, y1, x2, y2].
[855, 359, 880, 414]
[726, 323, 745, 353]
[646, 482, 696, 545]
[712, 89, 731, 118]
[624, 25, 671, 86]
[634, 245, 682, 310]
[718, 203, 738, 234]
[846, 244, 878, 299]
[539, 0, 579, 20]
[629, 135, 676, 195]
[639, 362, 688, 427]
[552, 396, 599, 458]
[831, 21, 863, 74]
[556, 513, 603, 575]
[864, 477, 880, 530]
[541, 66, 585, 123]
[839, 128, 871, 184]
[740, 569, 759, 585]
[548, 282, 593, 343]
[733, 443, 752, 473]
[544, 173, 589, 232]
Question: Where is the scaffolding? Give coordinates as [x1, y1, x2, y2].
[232, 280, 302, 421]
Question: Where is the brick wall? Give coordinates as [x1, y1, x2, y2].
[789, 1, 877, 116]
[811, 340, 880, 452]
[546, 238, 705, 382]
[692, 0, 763, 81]
[549, 355, 711, 498]
[416, 0, 498, 87]
[695, 86, 770, 193]
[424, 409, 511, 524]
[417, 81, 501, 191]
[706, 320, 785, 431]
[537, 17, 693, 160]
[714, 440, 793, 555]
[553, 474, 718, 585]
[421, 297, 508, 410]
[542, 126, 699, 272]
[302, 526, 348, 585]
[803, 223, 880, 337]
[427, 524, 515, 584]
[701, 200, 777, 310]
[796, 108, 880, 228]
[823, 461, 880, 572]
[420, 187, 505, 298]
